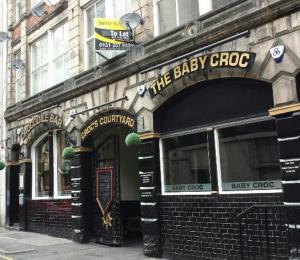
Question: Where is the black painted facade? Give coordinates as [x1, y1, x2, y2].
[160, 194, 285, 260]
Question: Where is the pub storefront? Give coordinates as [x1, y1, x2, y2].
[5, 12, 300, 260]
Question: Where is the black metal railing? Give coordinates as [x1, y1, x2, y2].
[235, 204, 300, 260]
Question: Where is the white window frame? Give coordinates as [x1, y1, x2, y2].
[31, 131, 71, 200]
[51, 21, 69, 86]
[214, 117, 282, 195]
[14, 51, 21, 103]
[160, 130, 213, 196]
[30, 20, 69, 96]
[30, 34, 49, 96]
[15, 0, 21, 21]
[153, 0, 213, 36]
[83, 0, 130, 69]
[31, 0, 41, 8]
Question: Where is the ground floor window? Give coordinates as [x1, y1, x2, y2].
[161, 132, 211, 194]
[216, 119, 281, 192]
[31, 130, 71, 199]
[160, 118, 281, 195]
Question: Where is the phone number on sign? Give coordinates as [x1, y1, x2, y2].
[96, 42, 135, 49]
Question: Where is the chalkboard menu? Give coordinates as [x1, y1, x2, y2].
[96, 168, 114, 215]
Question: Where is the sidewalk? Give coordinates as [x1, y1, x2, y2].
[0, 228, 163, 260]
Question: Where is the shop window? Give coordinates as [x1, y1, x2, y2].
[31, 21, 69, 95]
[32, 131, 71, 199]
[216, 119, 281, 193]
[161, 132, 211, 194]
[154, 0, 236, 35]
[84, 0, 135, 69]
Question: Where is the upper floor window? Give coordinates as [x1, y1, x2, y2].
[154, 0, 234, 35]
[14, 51, 22, 102]
[31, 0, 40, 8]
[84, 0, 134, 69]
[16, 0, 21, 21]
[31, 21, 69, 95]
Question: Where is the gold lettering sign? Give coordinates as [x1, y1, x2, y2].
[81, 113, 136, 141]
[20, 113, 63, 145]
[149, 51, 256, 98]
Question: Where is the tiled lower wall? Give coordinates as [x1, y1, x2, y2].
[26, 199, 72, 239]
[160, 193, 285, 260]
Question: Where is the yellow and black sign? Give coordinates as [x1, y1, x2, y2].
[148, 51, 256, 98]
[20, 113, 63, 145]
[94, 18, 135, 51]
[81, 112, 136, 141]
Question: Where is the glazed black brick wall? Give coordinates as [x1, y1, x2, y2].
[26, 199, 72, 239]
[160, 193, 285, 260]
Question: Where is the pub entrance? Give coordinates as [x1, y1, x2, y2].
[92, 126, 141, 246]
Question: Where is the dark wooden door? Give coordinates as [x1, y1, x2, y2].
[94, 135, 123, 246]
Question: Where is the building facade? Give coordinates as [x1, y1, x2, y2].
[3, 0, 300, 259]
[0, 0, 8, 227]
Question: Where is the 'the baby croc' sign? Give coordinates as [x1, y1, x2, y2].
[148, 51, 256, 98]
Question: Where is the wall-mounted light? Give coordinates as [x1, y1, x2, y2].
[0, 32, 9, 42]
[11, 58, 24, 69]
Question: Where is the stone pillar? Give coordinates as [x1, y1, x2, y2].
[271, 108, 300, 256]
[272, 75, 298, 106]
[18, 159, 31, 231]
[138, 134, 162, 258]
[71, 147, 93, 243]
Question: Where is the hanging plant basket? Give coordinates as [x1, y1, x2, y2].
[125, 132, 141, 147]
[0, 160, 6, 171]
[62, 147, 75, 160]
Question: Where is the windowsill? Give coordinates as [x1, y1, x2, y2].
[162, 191, 213, 196]
[161, 189, 283, 196]
[219, 189, 282, 195]
[31, 195, 71, 200]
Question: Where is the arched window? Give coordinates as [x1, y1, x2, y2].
[31, 130, 71, 199]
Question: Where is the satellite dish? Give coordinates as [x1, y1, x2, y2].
[0, 32, 9, 42]
[120, 13, 143, 30]
[12, 59, 24, 69]
[32, 1, 45, 17]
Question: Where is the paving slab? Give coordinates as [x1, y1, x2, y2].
[0, 228, 166, 260]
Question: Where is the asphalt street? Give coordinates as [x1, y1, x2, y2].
[0, 228, 163, 260]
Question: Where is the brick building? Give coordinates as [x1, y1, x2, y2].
[2, 0, 300, 259]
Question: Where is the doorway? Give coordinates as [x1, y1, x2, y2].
[92, 127, 141, 246]
[7, 145, 20, 228]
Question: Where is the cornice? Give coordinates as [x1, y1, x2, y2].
[5, 0, 300, 123]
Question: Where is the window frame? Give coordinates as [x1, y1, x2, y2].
[14, 51, 22, 102]
[31, 131, 71, 200]
[214, 117, 282, 195]
[83, 0, 131, 69]
[159, 129, 213, 196]
[153, 0, 212, 36]
[30, 20, 69, 96]
[15, 0, 21, 21]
